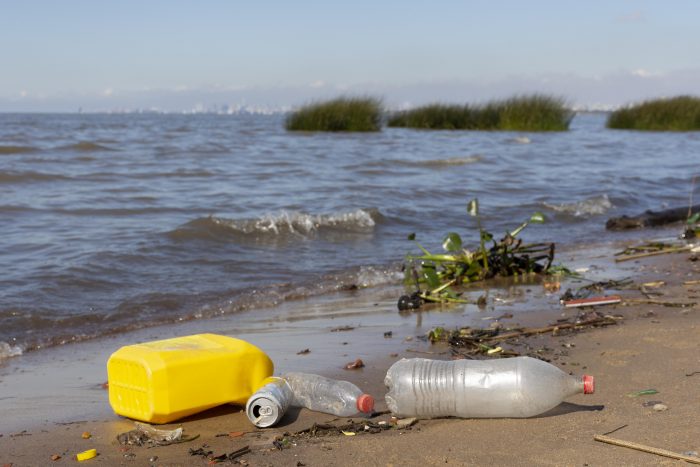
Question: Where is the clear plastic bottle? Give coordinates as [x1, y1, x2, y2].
[385, 357, 594, 419]
[284, 372, 375, 417]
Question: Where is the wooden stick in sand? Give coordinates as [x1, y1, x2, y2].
[594, 434, 700, 464]
[614, 245, 691, 262]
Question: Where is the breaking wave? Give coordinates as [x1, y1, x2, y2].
[0, 341, 23, 361]
[169, 208, 383, 242]
[543, 194, 614, 217]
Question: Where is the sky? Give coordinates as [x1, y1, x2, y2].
[2, 0, 700, 112]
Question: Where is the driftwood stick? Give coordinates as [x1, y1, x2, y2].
[623, 298, 695, 308]
[594, 434, 700, 464]
[482, 317, 617, 342]
[684, 280, 700, 286]
[615, 246, 691, 262]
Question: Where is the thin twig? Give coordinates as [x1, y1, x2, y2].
[594, 434, 700, 464]
[601, 424, 628, 436]
[623, 298, 695, 308]
[615, 246, 691, 262]
[481, 317, 618, 342]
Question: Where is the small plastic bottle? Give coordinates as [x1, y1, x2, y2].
[385, 357, 594, 419]
[284, 372, 375, 417]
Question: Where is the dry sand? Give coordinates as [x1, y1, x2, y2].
[1, 239, 699, 466]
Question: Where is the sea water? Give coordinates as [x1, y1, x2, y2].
[1, 112, 697, 358]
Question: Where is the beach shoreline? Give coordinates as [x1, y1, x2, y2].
[1, 234, 699, 466]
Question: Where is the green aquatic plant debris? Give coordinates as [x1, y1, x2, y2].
[387, 94, 573, 131]
[626, 389, 659, 397]
[607, 96, 700, 131]
[399, 199, 555, 309]
[286, 96, 383, 132]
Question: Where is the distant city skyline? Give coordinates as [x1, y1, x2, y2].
[2, 1, 700, 112]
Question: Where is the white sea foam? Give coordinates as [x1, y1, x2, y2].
[413, 155, 482, 167]
[216, 209, 378, 236]
[543, 194, 613, 217]
[511, 136, 531, 144]
[0, 341, 23, 360]
[353, 265, 403, 288]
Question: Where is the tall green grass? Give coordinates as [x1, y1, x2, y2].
[387, 94, 573, 131]
[606, 96, 700, 131]
[286, 97, 382, 132]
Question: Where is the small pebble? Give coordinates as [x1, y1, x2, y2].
[396, 417, 417, 429]
[653, 403, 668, 412]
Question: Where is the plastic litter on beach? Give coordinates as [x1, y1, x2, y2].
[75, 449, 97, 462]
[116, 422, 199, 447]
[107, 333, 273, 423]
[384, 357, 594, 419]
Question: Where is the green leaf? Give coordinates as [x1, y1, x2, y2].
[530, 212, 546, 224]
[626, 389, 659, 397]
[421, 265, 441, 289]
[480, 230, 493, 242]
[467, 198, 479, 217]
[442, 232, 463, 252]
[687, 212, 700, 224]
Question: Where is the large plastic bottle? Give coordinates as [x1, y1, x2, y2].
[284, 372, 375, 417]
[385, 357, 594, 419]
[107, 333, 273, 423]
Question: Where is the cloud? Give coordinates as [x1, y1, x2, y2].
[102, 88, 114, 97]
[631, 69, 658, 78]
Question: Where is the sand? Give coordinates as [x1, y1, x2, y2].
[1, 239, 699, 466]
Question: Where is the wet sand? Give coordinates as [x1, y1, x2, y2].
[1, 238, 699, 466]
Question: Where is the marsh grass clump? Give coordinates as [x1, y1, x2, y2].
[387, 94, 572, 131]
[607, 96, 700, 131]
[286, 96, 382, 132]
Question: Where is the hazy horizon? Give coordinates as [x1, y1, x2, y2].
[3, 1, 700, 112]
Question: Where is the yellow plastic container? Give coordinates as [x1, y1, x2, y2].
[107, 333, 273, 423]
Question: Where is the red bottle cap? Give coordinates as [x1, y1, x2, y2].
[583, 375, 595, 394]
[356, 394, 375, 413]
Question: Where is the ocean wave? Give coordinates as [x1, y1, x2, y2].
[0, 341, 23, 361]
[205, 265, 402, 316]
[0, 171, 71, 184]
[543, 194, 613, 217]
[0, 263, 403, 359]
[411, 155, 483, 168]
[169, 208, 382, 242]
[510, 136, 531, 144]
[59, 141, 116, 152]
[0, 145, 39, 155]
